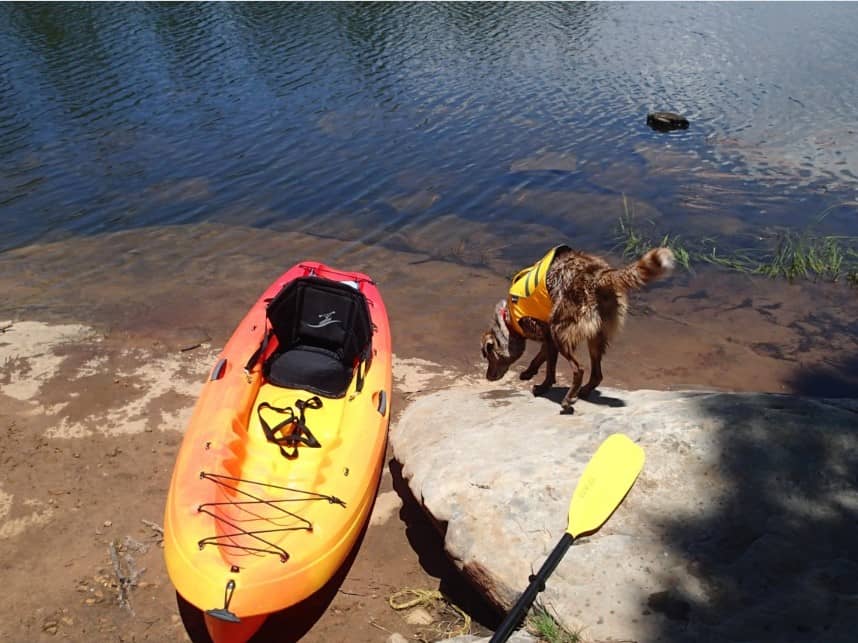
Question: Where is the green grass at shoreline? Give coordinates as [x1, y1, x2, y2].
[527, 605, 582, 643]
[615, 196, 858, 284]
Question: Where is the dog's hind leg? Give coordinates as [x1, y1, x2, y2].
[559, 351, 584, 412]
[550, 321, 584, 410]
[579, 333, 606, 400]
[530, 341, 558, 397]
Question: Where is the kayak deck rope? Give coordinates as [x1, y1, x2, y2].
[197, 472, 346, 562]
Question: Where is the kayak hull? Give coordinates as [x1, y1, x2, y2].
[163, 262, 392, 642]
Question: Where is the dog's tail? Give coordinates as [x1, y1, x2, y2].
[600, 247, 675, 292]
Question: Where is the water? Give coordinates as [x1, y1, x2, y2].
[2, 2, 858, 394]
[3, 3, 858, 251]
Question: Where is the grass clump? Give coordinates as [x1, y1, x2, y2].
[616, 195, 694, 272]
[526, 605, 582, 643]
[701, 231, 858, 282]
[615, 195, 858, 284]
[759, 233, 842, 280]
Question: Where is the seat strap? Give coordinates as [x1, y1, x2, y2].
[244, 325, 271, 375]
[257, 396, 323, 459]
[355, 344, 372, 393]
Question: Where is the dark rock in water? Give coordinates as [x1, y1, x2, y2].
[647, 111, 689, 131]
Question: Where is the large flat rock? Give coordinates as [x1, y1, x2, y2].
[391, 383, 858, 642]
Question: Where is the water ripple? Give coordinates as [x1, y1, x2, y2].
[1, 2, 857, 260]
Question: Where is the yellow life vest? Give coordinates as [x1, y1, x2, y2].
[506, 246, 563, 335]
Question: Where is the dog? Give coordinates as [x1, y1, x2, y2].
[481, 245, 674, 411]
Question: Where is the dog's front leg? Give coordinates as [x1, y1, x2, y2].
[531, 341, 558, 397]
[520, 342, 548, 381]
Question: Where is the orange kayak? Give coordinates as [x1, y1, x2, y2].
[163, 262, 392, 643]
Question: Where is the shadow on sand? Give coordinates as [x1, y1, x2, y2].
[786, 353, 858, 398]
[389, 458, 501, 633]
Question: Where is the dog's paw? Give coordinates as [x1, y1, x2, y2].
[560, 396, 578, 412]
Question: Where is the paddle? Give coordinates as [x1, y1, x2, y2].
[489, 433, 645, 643]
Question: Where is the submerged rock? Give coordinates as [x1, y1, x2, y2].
[391, 384, 858, 642]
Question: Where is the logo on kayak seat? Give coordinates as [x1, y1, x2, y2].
[306, 311, 342, 328]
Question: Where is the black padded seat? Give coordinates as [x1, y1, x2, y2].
[263, 276, 372, 398]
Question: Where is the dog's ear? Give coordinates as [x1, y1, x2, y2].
[480, 331, 493, 358]
[493, 299, 509, 341]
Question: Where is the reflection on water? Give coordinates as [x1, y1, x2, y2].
[2, 2, 858, 260]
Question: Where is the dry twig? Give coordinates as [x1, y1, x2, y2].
[107, 537, 148, 613]
[141, 519, 164, 543]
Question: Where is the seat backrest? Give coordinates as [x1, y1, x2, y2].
[266, 276, 372, 366]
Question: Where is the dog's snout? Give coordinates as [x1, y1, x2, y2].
[485, 362, 508, 382]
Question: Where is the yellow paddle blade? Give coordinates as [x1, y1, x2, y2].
[567, 434, 645, 538]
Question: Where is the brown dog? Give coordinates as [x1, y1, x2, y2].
[481, 245, 674, 411]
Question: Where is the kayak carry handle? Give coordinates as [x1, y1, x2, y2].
[210, 358, 227, 381]
[206, 579, 241, 623]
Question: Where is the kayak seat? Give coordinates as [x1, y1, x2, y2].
[263, 276, 372, 398]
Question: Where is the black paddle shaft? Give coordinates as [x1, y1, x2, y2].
[489, 531, 575, 643]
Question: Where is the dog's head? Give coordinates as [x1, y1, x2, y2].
[480, 299, 526, 381]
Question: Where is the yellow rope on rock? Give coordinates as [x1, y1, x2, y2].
[388, 588, 472, 638]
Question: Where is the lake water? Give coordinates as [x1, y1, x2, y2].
[2, 2, 858, 396]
